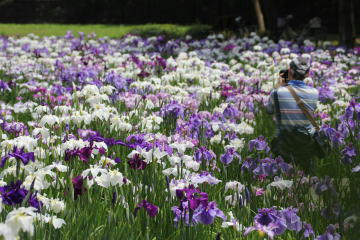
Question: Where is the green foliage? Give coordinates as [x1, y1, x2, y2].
[184, 24, 213, 39]
[0, 23, 211, 39]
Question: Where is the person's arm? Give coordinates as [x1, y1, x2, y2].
[266, 90, 275, 115]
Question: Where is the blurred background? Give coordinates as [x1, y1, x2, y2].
[0, 0, 358, 47]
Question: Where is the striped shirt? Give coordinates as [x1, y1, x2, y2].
[266, 80, 319, 134]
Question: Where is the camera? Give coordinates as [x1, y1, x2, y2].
[279, 69, 289, 82]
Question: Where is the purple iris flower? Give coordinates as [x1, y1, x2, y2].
[105, 71, 130, 91]
[315, 224, 341, 240]
[128, 154, 148, 170]
[318, 86, 335, 103]
[341, 143, 356, 164]
[279, 207, 302, 232]
[245, 207, 288, 239]
[155, 56, 167, 69]
[0, 80, 10, 91]
[194, 147, 216, 163]
[224, 44, 236, 51]
[29, 192, 43, 210]
[0, 180, 27, 205]
[241, 157, 259, 173]
[65, 147, 93, 163]
[77, 129, 99, 139]
[1, 146, 35, 168]
[220, 148, 241, 165]
[191, 171, 221, 185]
[1, 121, 28, 136]
[313, 176, 338, 197]
[173, 186, 225, 226]
[223, 105, 240, 119]
[77, 147, 93, 163]
[176, 186, 208, 210]
[320, 125, 345, 147]
[303, 223, 315, 238]
[72, 176, 86, 199]
[0, 180, 42, 210]
[126, 134, 150, 149]
[160, 102, 185, 119]
[89, 135, 127, 148]
[342, 98, 360, 120]
[248, 136, 270, 153]
[134, 200, 159, 217]
[193, 201, 226, 225]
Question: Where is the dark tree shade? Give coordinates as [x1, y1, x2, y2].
[0, 0, 358, 38]
[338, 0, 357, 48]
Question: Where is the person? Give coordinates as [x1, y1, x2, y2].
[266, 56, 319, 173]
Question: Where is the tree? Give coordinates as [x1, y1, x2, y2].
[338, 0, 356, 48]
[253, 0, 266, 34]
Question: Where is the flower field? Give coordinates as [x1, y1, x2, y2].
[0, 32, 359, 239]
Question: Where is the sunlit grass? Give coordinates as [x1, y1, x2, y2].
[0, 23, 204, 38]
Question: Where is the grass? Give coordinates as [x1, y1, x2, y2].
[0, 23, 211, 38]
[0, 23, 358, 45]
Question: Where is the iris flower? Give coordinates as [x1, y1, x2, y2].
[0, 146, 35, 168]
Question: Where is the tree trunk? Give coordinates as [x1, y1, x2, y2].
[253, 0, 266, 34]
[338, 0, 356, 48]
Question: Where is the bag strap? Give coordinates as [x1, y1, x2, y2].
[273, 89, 281, 126]
[286, 85, 320, 131]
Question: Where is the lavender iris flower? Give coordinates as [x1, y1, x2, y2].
[245, 207, 304, 239]
[1, 121, 28, 136]
[77, 129, 100, 139]
[194, 147, 216, 163]
[341, 143, 356, 164]
[303, 223, 315, 238]
[160, 102, 185, 119]
[318, 86, 335, 103]
[0, 80, 10, 91]
[248, 136, 270, 153]
[279, 207, 302, 232]
[220, 148, 241, 165]
[315, 224, 341, 240]
[194, 201, 226, 225]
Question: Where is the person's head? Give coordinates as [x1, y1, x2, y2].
[288, 56, 311, 80]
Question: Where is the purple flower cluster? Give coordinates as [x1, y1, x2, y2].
[318, 85, 335, 103]
[245, 207, 310, 239]
[1, 121, 29, 136]
[315, 224, 341, 240]
[172, 185, 225, 225]
[0, 180, 42, 210]
[126, 134, 172, 154]
[241, 156, 292, 178]
[176, 114, 214, 142]
[341, 143, 357, 164]
[160, 102, 185, 119]
[65, 142, 105, 163]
